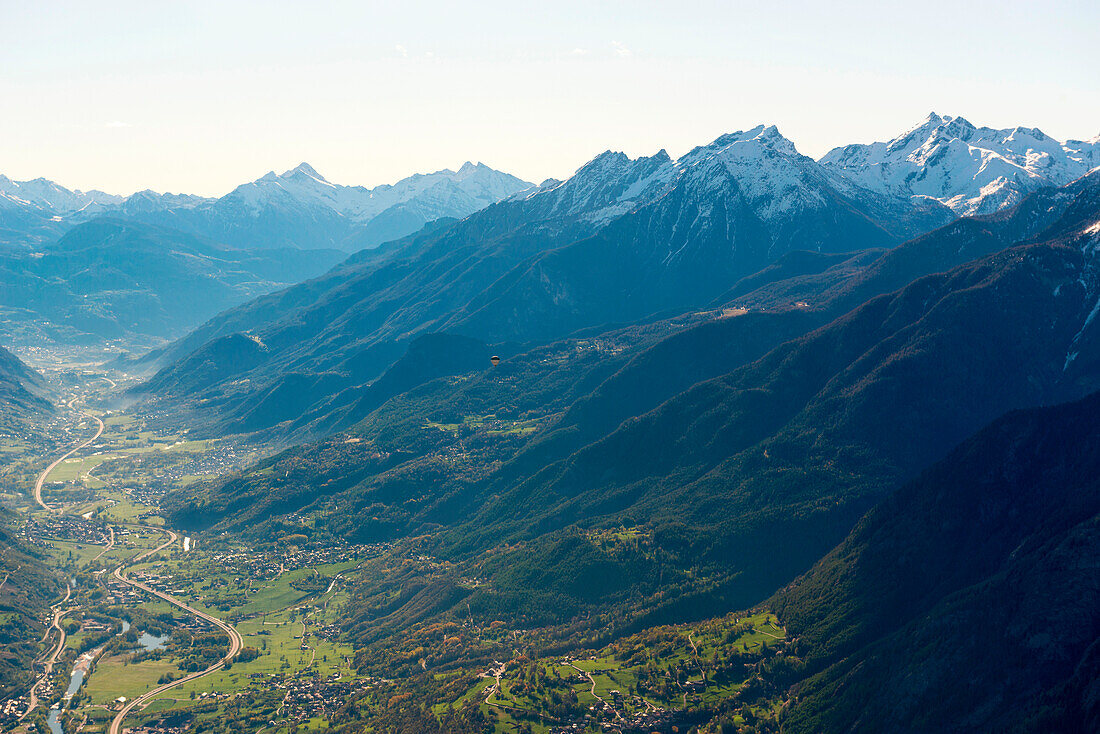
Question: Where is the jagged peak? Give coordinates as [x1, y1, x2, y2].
[894, 112, 945, 141]
[585, 150, 631, 165]
[568, 150, 636, 182]
[702, 124, 801, 158]
[932, 115, 976, 139]
[282, 162, 326, 180]
[1007, 125, 1050, 142]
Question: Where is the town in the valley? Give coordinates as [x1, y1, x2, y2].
[1, 366, 783, 734]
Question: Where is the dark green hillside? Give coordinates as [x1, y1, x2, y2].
[0, 346, 52, 443]
[463, 241, 1100, 607]
[0, 517, 66, 700]
[770, 391, 1100, 733]
[232, 332, 497, 435]
[162, 315, 723, 536]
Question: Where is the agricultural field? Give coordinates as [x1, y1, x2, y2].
[426, 414, 545, 437]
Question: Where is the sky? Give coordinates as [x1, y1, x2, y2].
[2, 0, 1098, 197]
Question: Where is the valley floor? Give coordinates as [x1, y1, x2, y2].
[0, 362, 792, 734]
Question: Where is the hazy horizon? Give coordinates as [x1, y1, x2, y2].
[3, 0, 1098, 197]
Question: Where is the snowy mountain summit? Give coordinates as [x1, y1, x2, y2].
[513, 124, 949, 244]
[518, 125, 854, 224]
[821, 113, 1100, 215]
[230, 161, 529, 225]
[0, 163, 532, 251]
[0, 174, 122, 216]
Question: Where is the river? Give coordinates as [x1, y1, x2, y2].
[47, 621, 130, 734]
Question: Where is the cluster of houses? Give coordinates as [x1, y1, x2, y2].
[543, 658, 679, 734]
[201, 542, 384, 583]
[614, 704, 677, 733]
[547, 703, 676, 734]
[103, 579, 145, 606]
[126, 719, 191, 734]
[148, 432, 248, 484]
[0, 696, 29, 723]
[123, 481, 164, 507]
[22, 515, 109, 546]
[125, 568, 189, 596]
[257, 673, 373, 725]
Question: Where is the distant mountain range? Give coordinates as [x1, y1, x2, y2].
[0, 162, 533, 250]
[4, 113, 1094, 350]
[0, 162, 534, 344]
[0, 219, 348, 345]
[4, 114, 1096, 255]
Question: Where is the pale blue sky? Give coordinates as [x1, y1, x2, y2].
[2, 0, 1097, 196]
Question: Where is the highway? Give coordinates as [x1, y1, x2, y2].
[25, 385, 242, 733]
[24, 387, 243, 730]
[33, 396, 105, 513]
[108, 528, 243, 734]
[91, 526, 116, 562]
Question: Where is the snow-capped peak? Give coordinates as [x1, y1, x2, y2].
[821, 114, 1100, 215]
[215, 160, 534, 232]
[0, 163, 533, 250]
[282, 162, 327, 181]
[705, 124, 801, 158]
[0, 174, 122, 215]
[518, 124, 847, 226]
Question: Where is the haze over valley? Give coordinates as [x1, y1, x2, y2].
[1, 3, 1098, 733]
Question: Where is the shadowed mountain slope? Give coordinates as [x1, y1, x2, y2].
[771, 391, 1100, 733]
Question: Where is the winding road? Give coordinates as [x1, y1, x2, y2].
[108, 527, 243, 734]
[23, 380, 242, 733]
[33, 397, 105, 513]
[24, 584, 73, 718]
[566, 661, 623, 721]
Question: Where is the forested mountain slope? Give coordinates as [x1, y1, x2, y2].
[0, 519, 66, 700]
[163, 171, 1100, 630]
[771, 391, 1100, 733]
[0, 346, 52, 438]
